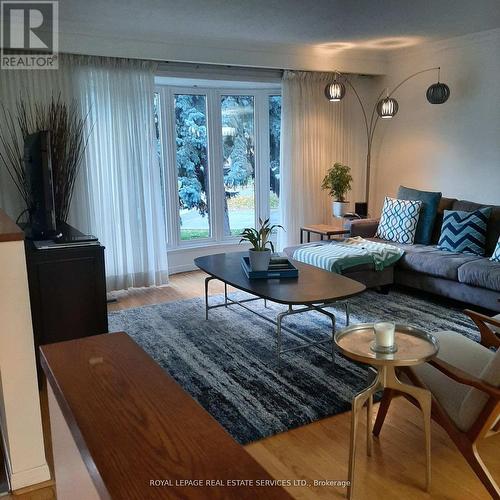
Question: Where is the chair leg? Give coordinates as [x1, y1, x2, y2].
[372, 388, 394, 437]
[461, 443, 500, 499]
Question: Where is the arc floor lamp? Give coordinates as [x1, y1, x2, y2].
[325, 67, 450, 212]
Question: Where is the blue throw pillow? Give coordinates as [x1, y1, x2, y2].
[490, 236, 500, 262]
[375, 197, 422, 244]
[397, 186, 442, 245]
[438, 208, 492, 255]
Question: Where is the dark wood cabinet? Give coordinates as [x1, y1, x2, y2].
[25, 224, 108, 357]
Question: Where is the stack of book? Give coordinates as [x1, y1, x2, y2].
[241, 255, 299, 279]
[268, 257, 293, 270]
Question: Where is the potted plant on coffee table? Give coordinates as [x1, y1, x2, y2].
[240, 218, 283, 271]
[321, 162, 353, 217]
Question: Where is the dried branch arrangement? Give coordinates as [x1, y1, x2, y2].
[0, 95, 91, 222]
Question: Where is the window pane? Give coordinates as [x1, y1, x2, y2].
[175, 94, 210, 241]
[221, 95, 255, 236]
[269, 95, 281, 225]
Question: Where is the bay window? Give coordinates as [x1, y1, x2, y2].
[155, 81, 281, 249]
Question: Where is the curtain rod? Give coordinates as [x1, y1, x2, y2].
[11, 49, 373, 78]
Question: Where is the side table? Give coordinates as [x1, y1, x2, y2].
[334, 323, 439, 499]
[300, 222, 350, 243]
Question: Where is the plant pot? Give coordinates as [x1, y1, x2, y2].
[332, 201, 350, 218]
[248, 249, 271, 271]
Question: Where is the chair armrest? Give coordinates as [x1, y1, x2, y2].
[428, 358, 500, 399]
[349, 218, 380, 238]
[465, 309, 500, 349]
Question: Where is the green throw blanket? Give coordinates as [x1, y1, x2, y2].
[293, 237, 404, 273]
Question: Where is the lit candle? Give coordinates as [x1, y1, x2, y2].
[374, 321, 395, 348]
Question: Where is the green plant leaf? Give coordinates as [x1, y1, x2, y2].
[239, 218, 284, 251]
[321, 162, 353, 202]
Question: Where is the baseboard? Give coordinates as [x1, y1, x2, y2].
[12, 478, 54, 496]
[168, 263, 199, 275]
[8, 463, 51, 492]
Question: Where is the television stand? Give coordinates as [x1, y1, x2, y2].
[24, 222, 108, 376]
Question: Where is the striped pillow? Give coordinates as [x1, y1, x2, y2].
[490, 236, 500, 262]
[438, 208, 491, 255]
[375, 197, 422, 244]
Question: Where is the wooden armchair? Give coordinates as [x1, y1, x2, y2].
[373, 310, 500, 499]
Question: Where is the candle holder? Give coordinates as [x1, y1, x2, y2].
[371, 321, 398, 354]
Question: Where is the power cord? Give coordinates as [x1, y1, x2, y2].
[15, 208, 29, 225]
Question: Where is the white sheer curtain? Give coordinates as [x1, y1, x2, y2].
[278, 70, 355, 249]
[70, 56, 168, 290]
[0, 55, 168, 290]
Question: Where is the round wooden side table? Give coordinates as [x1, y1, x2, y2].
[334, 323, 439, 499]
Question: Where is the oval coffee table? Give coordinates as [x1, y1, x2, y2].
[195, 252, 365, 367]
[334, 324, 439, 499]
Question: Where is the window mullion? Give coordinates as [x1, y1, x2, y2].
[207, 89, 224, 243]
[159, 86, 180, 248]
[256, 91, 270, 224]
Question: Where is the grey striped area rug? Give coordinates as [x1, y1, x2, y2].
[108, 289, 478, 445]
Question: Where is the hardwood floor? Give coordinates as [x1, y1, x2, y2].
[13, 270, 499, 499]
[109, 271, 500, 500]
[107, 270, 229, 311]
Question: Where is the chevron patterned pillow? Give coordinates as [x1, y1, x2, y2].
[490, 236, 500, 262]
[438, 208, 492, 255]
[375, 197, 422, 244]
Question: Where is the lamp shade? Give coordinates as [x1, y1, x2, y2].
[376, 97, 399, 118]
[426, 82, 450, 104]
[325, 81, 346, 101]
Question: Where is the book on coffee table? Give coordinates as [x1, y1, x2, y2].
[240, 256, 299, 279]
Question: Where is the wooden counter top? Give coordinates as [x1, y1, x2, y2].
[0, 209, 24, 242]
[41, 333, 291, 499]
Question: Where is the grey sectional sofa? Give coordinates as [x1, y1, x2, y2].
[350, 198, 500, 312]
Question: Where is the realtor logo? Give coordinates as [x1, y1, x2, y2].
[1, 1, 58, 69]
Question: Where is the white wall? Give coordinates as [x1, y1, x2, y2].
[371, 29, 500, 214]
[330, 75, 381, 219]
[0, 240, 50, 490]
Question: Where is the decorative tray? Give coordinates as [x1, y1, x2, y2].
[334, 323, 439, 366]
[240, 256, 299, 280]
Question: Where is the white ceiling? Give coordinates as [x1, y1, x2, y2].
[58, 0, 500, 73]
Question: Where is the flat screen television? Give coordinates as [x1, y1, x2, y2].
[24, 130, 58, 239]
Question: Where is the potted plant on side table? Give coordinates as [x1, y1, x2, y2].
[321, 162, 353, 217]
[240, 218, 283, 271]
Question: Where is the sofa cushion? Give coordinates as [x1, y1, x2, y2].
[457, 259, 500, 292]
[349, 218, 380, 238]
[402, 249, 481, 280]
[397, 186, 442, 245]
[375, 197, 422, 244]
[413, 331, 495, 432]
[461, 342, 500, 432]
[438, 208, 491, 256]
[452, 200, 500, 256]
[374, 240, 482, 280]
[431, 197, 456, 244]
[490, 236, 500, 262]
